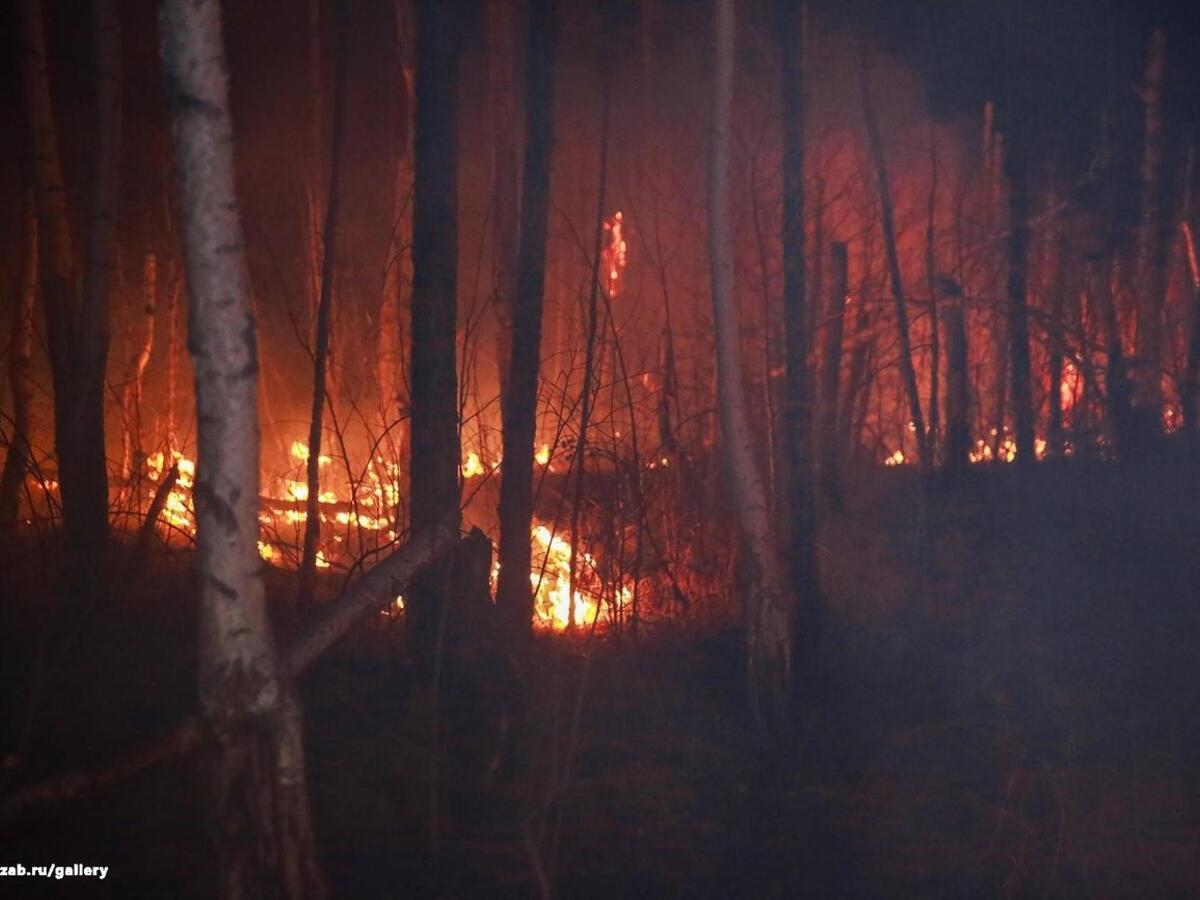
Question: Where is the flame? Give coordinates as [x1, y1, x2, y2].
[602, 211, 628, 296]
[138, 437, 630, 632]
[462, 451, 486, 478]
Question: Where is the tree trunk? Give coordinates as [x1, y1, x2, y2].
[1046, 184, 1068, 456]
[925, 123, 941, 462]
[496, 0, 556, 639]
[120, 253, 157, 483]
[1182, 219, 1200, 429]
[568, 77, 610, 631]
[19, 0, 116, 571]
[298, 8, 349, 609]
[1132, 29, 1168, 429]
[859, 45, 928, 471]
[409, 0, 465, 675]
[166, 264, 182, 450]
[160, 0, 325, 895]
[1093, 258, 1136, 459]
[1004, 102, 1036, 466]
[711, 0, 793, 735]
[0, 190, 38, 529]
[779, 0, 820, 658]
[818, 242, 847, 508]
[944, 291, 971, 474]
[489, 0, 519, 406]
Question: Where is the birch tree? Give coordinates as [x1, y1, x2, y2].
[160, 0, 324, 894]
[710, 0, 794, 734]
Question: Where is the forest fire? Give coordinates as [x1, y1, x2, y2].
[5, 0, 1200, 896]
[142, 439, 614, 631]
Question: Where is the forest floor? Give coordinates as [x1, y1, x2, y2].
[2, 437, 1200, 898]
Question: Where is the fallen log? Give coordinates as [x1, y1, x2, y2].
[0, 520, 457, 824]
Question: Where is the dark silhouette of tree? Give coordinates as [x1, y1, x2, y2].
[19, 0, 119, 580]
[497, 0, 557, 638]
[408, 0, 466, 673]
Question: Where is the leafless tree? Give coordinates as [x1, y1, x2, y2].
[19, 0, 120, 574]
[711, 0, 793, 734]
[497, 0, 557, 638]
[160, 0, 324, 893]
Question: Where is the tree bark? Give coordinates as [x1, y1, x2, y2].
[409, 0, 465, 675]
[1004, 100, 1036, 466]
[859, 45, 928, 471]
[489, 0, 519, 406]
[1046, 184, 1068, 456]
[568, 77, 610, 631]
[0, 190, 38, 528]
[818, 242, 847, 508]
[496, 0, 556, 639]
[779, 0, 820, 658]
[1182, 218, 1200, 429]
[1132, 29, 1168, 428]
[711, 0, 793, 735]
[19, 0, 117, 571]
[160, 0, 325, 895]
[925, 123, 941, 461]
[120, 253, 157, 483]
[298, 8, 349, 609]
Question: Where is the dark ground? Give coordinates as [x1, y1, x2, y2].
[2, 439, 1199, 898]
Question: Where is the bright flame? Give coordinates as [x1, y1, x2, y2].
[462, 451, 486, 478]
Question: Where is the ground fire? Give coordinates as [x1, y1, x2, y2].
[2, 0, 1200, 897]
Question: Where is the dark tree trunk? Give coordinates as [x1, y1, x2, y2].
[818, 242, 847, 508]
[925, 124, 941, 462]
[409, 0, 465, 674]
[19, 0, 117, 574]
[1093, 258, 1136, 459]
[1003, 83, 1036, 467]
[161, 0, 325, 895]
[1046, 185, 1068, 456]
[299, 8, 349, 609]
[1132, 29, 1168, 428]
[0, 190, 37, 529]
[779, 0, 820, 661]
[496, 0, 556, 639]
[944, 292, 971, 475]
[859, 45, 928, 472]
[568, 75, 610, 631]
[489, 0, 519, 405]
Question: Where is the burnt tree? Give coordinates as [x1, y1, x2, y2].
[779, 0, 820, 658]
[298, 5, 349, 608]
[497, 0, 556, 638]
[0, 191, 37, 528]
[860, 45, 928, 472]
[19, 0, 119, 573]
[409, 0, 466, 673]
